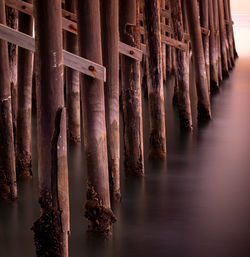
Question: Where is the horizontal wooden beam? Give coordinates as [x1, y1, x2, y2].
[5, 0, 142, 62]
[0, 23, 106, 81]
[162, 35, 188, 51]
[119, 41, 143, 61]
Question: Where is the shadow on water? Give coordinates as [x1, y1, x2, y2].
[1, 57, 250, 257]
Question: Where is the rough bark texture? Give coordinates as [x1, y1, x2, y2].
[223, 0, 234, 67]
[0, 0, 17, 201]
[77, 0, 116, 234]
[199, 0, 210, 92]
[16, 0, 33, 178]
[209, 0, 219, 92]
[143, 0, 167, 159]
[218, 0, 229, 77]
[120, 0, 144, 176]
[186, 0, 212, 122]
[65, 0, 81, 143]
[214, 0, 223, 83]
[33, 0, 69, 256]
[6, 7, 18, 136]
[101, 0, 121, 199]
[170, 0, 192, 131]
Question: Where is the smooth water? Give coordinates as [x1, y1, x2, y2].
[1, 17, 250, 257]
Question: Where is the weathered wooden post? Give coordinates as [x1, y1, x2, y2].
[32, 0, 70, 256]
[101, 0, 121, 198]
[227, 0, 238, 58]
[224, 0, 235, 66]
[143, 0, 167, 159]
[165, 1, 173, 76]
[209, 0, 219, 91]
[199, 0, 210, 91]
[161, 0, 167, 83]
[218, 0, 229, 77]
[0, 0, 17, 200]
[186, 0, 212, 122]
[16, 0, 33, 178]
[6, 7, 18, 134]
[120, 0, 144, 176]
[76, 0, 116, 234]
[65, 0, 81, 143]
[214, 0, 223, 83]
[169, 0, 192, 131]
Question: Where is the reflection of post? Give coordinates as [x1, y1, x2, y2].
[16, 0, 33, 178]
[32, 0, 69, 256]
[101, 0, 121, 199]
[0, 0, 17, 201]
[143, 0, 167, 159]
[170, 0, 192, 131]
[65, 0, 81, 143]
[76, 0, 116, 234]
[120, 0, 144, 176]
[186, 0, 212, 122]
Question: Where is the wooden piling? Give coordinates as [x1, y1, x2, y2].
[77, 0, 116, 234]
[218, 0, 229, 77]
[169, 0, 192, 131]
[32, 0, 70, 255]
[120, 0, 144, 177]
[16, 0, 33, 178]
[101, 0, 121, 198]
[209, 0, 219, 92]
[199, 0, 210, 92]
[165, 1, 173, 76]
[0, 0, 17, 200]
[161, 0, 167, 83]
[6, 7, 18, 135]
[185, 0, 212, 122]
[65, 0, 81, 144]
[143, 0, 167, 159]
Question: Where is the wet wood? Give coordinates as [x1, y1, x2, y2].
[186, 0, 212, 121]
[33, 0, 69, 255]
[0, 0, 17, 201]
[120, 0, 144, 176]
[218, 0, 229, 77]
[101, 0, 121, 200]
[170, 0, 192, 131]
[143, 0, 166, 159]
[65, 0, 81, 143]
[16, 0, 33, 178]
[77, 0, 116, 234]
[6, 6, 18, 135]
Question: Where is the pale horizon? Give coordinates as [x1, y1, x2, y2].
[231, 0, 250, 13]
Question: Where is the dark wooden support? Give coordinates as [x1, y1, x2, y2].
[65, 0, 81, 143]
[209, 0, 219, 92]
[77, 0, 116, 234]
[218, 0, 229, 77]
[120, 0, 144, 176]
[224, 0, 236, 63]
[0, 0, 17, 201]
[101, 0, 121, 199]
[186, 0, 212, 122]
[199, 0, 210, 92]
[32, 0, 69, 255]
[161, 0, 167, 83]
[214, 0, 223, 83]
[165, 3, 173, 76]
[170, 0, 192, 131]
[6, 6, 18, 135]
[16, 0, 33, 178]
[143, 0, 167, 159]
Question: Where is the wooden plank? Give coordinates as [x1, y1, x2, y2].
[5, 0, 32, 16]
[140, 43, 147, 55]
[0, 23, 106, 81]
[119, 41, 143, 61]
[162, 35, 188, 51]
